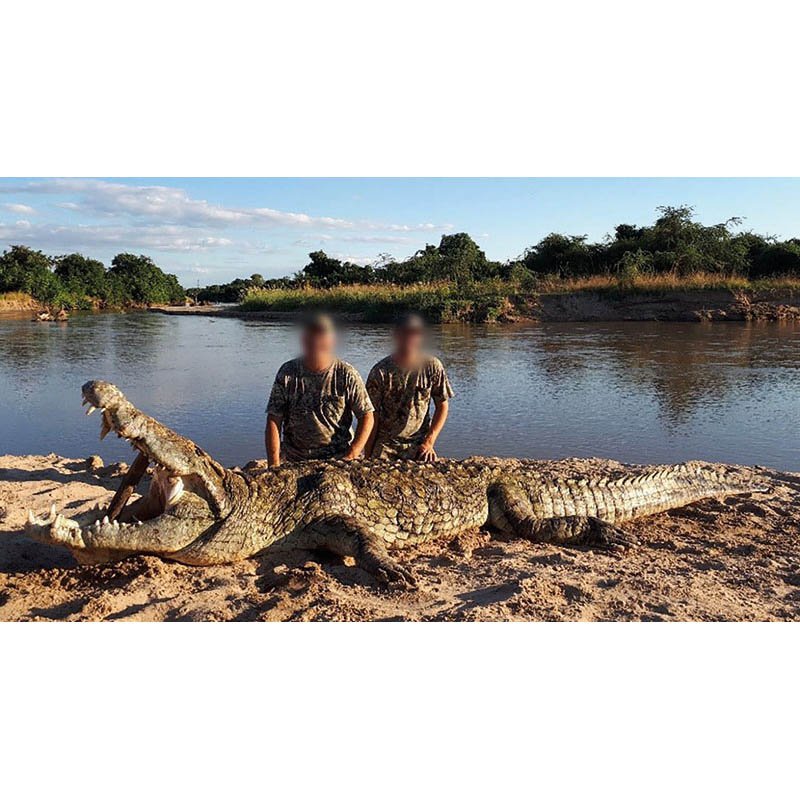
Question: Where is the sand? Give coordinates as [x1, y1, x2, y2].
[1, 453, 798, 621]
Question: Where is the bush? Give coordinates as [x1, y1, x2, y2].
[749, 241, 800, 278]
[615, 250, 651, 289]
[507, 263, 539, 290]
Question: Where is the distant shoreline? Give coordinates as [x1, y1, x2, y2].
[5, 286, 798, 325]
[148, 286, 800, 324]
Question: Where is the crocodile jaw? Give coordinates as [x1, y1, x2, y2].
[25, 504, 140, 552]
[80, 380, 231, 516]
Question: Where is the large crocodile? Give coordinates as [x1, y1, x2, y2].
[24, 381, 765, 585]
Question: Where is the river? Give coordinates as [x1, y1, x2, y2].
[1, 312, 798, 470]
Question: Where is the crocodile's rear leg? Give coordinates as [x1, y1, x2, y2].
[295, 516, 416, 587]
[488, 482, 637, 553]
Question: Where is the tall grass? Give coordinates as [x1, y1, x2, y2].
[239, 281, 519, 323]
[545, 271, 800, 294]
[238, 273, 800, 322]
[0, 291, 40, 310]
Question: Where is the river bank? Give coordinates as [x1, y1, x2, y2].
[149, 286, 800, 323]
[0, 291, 161, 318]
[1, 453, 798, 621]
[0, 292, 43, 312]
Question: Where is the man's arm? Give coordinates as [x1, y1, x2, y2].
[265, 366, 289, 467]
[364, 412, 379, 458]
[344, 411, 374, 460]
[363, 366, 382, 459]
[266, 414, 282, 467]
[417, 399, 449, 462]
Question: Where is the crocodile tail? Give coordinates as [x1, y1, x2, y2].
[534, 462, 767, 524]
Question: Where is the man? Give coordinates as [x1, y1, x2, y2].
[365, 314, 453, 462]
[265, 314, 374, 466]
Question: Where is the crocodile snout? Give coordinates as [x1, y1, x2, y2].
[82, 380, 126, 411]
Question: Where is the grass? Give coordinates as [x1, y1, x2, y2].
[0, 291, 40, 310]
[239, 281, 520, 323]
[545, 271, 800, 295]
[237, 273, 800, 323]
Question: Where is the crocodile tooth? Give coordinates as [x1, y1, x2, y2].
[102, 516, 109, 525]
[86, 406, 96, 416]
[27, 509, 36, 524]
[94, 520, 101, 529]
[82, 397, 89, 406]
[113, 520, 119, 529]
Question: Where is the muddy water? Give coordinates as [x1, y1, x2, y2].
[1, 312, 798, 470]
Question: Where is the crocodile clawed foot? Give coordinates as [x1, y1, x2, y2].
[589, 520, 638, 554]
[370, 560, 417, 590]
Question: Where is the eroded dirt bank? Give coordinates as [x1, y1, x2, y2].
[537, 290, 800, 322]
[2, 454, 798, 621]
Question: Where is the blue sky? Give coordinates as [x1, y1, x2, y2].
[1, 178, 799, 286]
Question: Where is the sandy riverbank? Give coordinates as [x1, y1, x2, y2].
[1, 453, 798, 621]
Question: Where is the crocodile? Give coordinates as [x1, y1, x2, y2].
[24, 380, 766, 585]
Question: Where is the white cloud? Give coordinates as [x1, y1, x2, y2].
[293, 233, 415, 246]
[330, 252, 379, 266]
[0, 179, 451, 233]
[2, 202, 36, 214]
[0, 221, 234, 252]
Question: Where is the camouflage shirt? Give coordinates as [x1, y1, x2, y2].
[366, 354, 454, 460]
[267, 358, 374, 462]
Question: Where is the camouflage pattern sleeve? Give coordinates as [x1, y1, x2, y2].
[430, 357, 454, 403]
[365, 363, 385, 414]
[344, 363, 375, 418]
[266, 365, 289, 419]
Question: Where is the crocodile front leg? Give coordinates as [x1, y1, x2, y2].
[298, 515, 416, 587]
[488, 482, 637, 553]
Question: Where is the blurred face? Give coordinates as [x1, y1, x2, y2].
[301, 326, 335, 365]
[394, 327, 424, 360]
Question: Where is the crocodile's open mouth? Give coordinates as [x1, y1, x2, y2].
[80, 382, 201, 518]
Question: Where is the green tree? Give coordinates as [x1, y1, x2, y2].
[301, 251, 344, 286]
[0, 245, 62, 302]
[300, 251, 374, 287]
[54, 253, 107, 298]
[521, 233, 596, 277]
[437, 233, 487, 287]
[381, 244, 441, 284]
[109, 253, 185, 304]
[749, 240, 800, 278]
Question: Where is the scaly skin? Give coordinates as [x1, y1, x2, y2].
[24, 381, 766, 586]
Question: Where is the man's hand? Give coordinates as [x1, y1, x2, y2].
[344, 411, 374, 462]
[417, 438, 437, 462]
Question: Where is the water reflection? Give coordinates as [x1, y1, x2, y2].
[0, 313, 798, 470]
